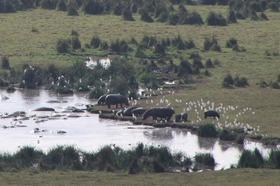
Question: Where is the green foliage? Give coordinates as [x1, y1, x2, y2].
[204, 36, 221, 51]
[140, 9, 154, 23]
[56, 38, 70, 53]
[1, 56, 10, 70]
[110, 39, 131, 54]
[138, 71, 159, 89]
[90, 35, 101, 49]
[222, 74, 234, 88]
[219, 129, 238, 141]
[226, 37, 238, 48]
[198, 123, 218, 138]
[67, 4, 79, 16]
[177, 59, 193, 77]
[201, 0, 216, 5]
[40, 0, 56, 10]
[234, 75, 249, 87]
[82, 0, 103, 15]
[194, 153, 216, 167]
[71, 36, 81, 50]
[0, 0, 16, 13]
[207, 12, 227, 26]
[122, 8, 134, 21]
[268, 149, 280, 168]
[205, 58, 214, 68]
[13, 146, 44, 169]
[56, 0, 67, 11]
[227, 10, 237, 23]
[267, 2, 279, 12]
[238, 149, 264, 168]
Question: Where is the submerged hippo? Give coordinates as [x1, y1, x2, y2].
[204, 110, 220, 119]
[105, 94, 129, 109]
[142, 107, 175, 122]
[33, 107, 55, 112]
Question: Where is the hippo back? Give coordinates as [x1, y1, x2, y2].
[105, 94, 129, 106]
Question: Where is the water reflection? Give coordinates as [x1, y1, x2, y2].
[197, 137, 217, 150]
[143, 128, 173, 140]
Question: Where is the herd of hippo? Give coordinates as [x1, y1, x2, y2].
[97, 94, 220, 122]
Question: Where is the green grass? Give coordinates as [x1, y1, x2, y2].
[0, 168, 280, 186]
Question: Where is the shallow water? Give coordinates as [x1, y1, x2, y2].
[0, 89, 272, 170]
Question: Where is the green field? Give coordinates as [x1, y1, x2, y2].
[0, 168, 280, 186]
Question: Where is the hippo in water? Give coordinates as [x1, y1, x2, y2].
[105, 94, 129, 109]
[204, 110, 220, 119]
[142, 107, 175, 122]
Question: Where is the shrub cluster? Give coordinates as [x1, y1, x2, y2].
[222, 74, 249, 88]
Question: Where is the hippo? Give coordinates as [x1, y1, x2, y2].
[97, 95, 107, 105]
[204, 110, 220, 119]
[131, 108, 146, 117]
[142, 107, 175, 122]
[105, 94, 129, 109]
[175, 112, 188, 122]
[123, 106, 138, 116]
[33, 107, 55, 112]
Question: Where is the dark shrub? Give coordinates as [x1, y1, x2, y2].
[167, 13, 179, 25]
[268, 149, 280, 168]
[204, 36, 221, 51]
[153, 43, 166, 56]
[0, 1, 16, 13]
[153, 160, 165, 173]
[194, 153, 216, 167]
[183, 12, 204, 25]
[177, 60, 193, 77]
[110, 39, 131, 54]
[260, 12, 268, 20]
[99, 41, 109, 50]
[1, 56, 10, 70]
[204, 69, 211, 76]
[88, 87, 105, 99]
[67, 5, 79, 16]
[217, 0, 229, 5]
[21, 65, 40, 89]
[198, 123, 218, 138]
[271, 82, 280, 89]
[201, 0, 216, 5]
[71, 30, 79, 36]
[232, 45, 246, 52]
[44, 145, 82, 170]
[138, 72, 160, 89]
[207, 12, 227, 26]
[71, 36, 81, 50]
[249, 9, 260, 21]
[156, 12, 169, 23]
[40, 0, 56, 9]
[113, 3, 122, 15]
[238, 149, 264, 168]
[226, 37, 238, 48]
[192, 58, 204, 69]
[123, 8, 135, 21]
[267, 2, 279, 12]
[14, 146, 44, 169]
[227, 10, 237, 23]
[90, 35, 101, 49]
[222, 74, 234, 88]
[140, 10, 154, 23]
[219, 129, 237, 141]
[56, 39, 70, 53]
[82, 0, 103, 15]
[249, 1, 263, 12]
[205, 59, 214, 68]
[56, 0, 67, 11]
[234, 75, 249, 87]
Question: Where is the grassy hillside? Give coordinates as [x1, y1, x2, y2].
[0, 6, 280, 138]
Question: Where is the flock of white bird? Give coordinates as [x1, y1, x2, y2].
[130, 88, 260, 136]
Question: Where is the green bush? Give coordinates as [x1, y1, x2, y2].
[207, 12, 227, 26]
[56, 0, 67, 11]
[267, 2, 279, 12]
[234, 75, 249, 87]
[194, 153, 216, 167]
[67, 4, 79, 16]
[140, 9, 154, 23]
[56, 39, 70, 53]
[90, 35, 101, 49]
[226, 37, 238, 48]
[40, 0, 56, 9]
[268, 149, 280, 168]
[198, 123, 218, 138]
[219, 129, 238, 141]
[71, 36, 81, 50]
[82, 0, 103, 15]
[123, 8, 135, 21]
[238, 149, 264, 168]
[13, 146, 44, 169]
[1, 56, 10, 70]
[177, 60, 193, 77]
[204, 36, 221, 51]
[227, 10, 237, 23]
[205, 58, 214, 68]
[222, 74, 234, 88]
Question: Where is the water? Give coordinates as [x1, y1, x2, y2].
[0, 88, 272, 170]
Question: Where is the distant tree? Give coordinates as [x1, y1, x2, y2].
[1, 56, 10, 70]
[123, 8, 135, 21]
[56, 39, 70, 53]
